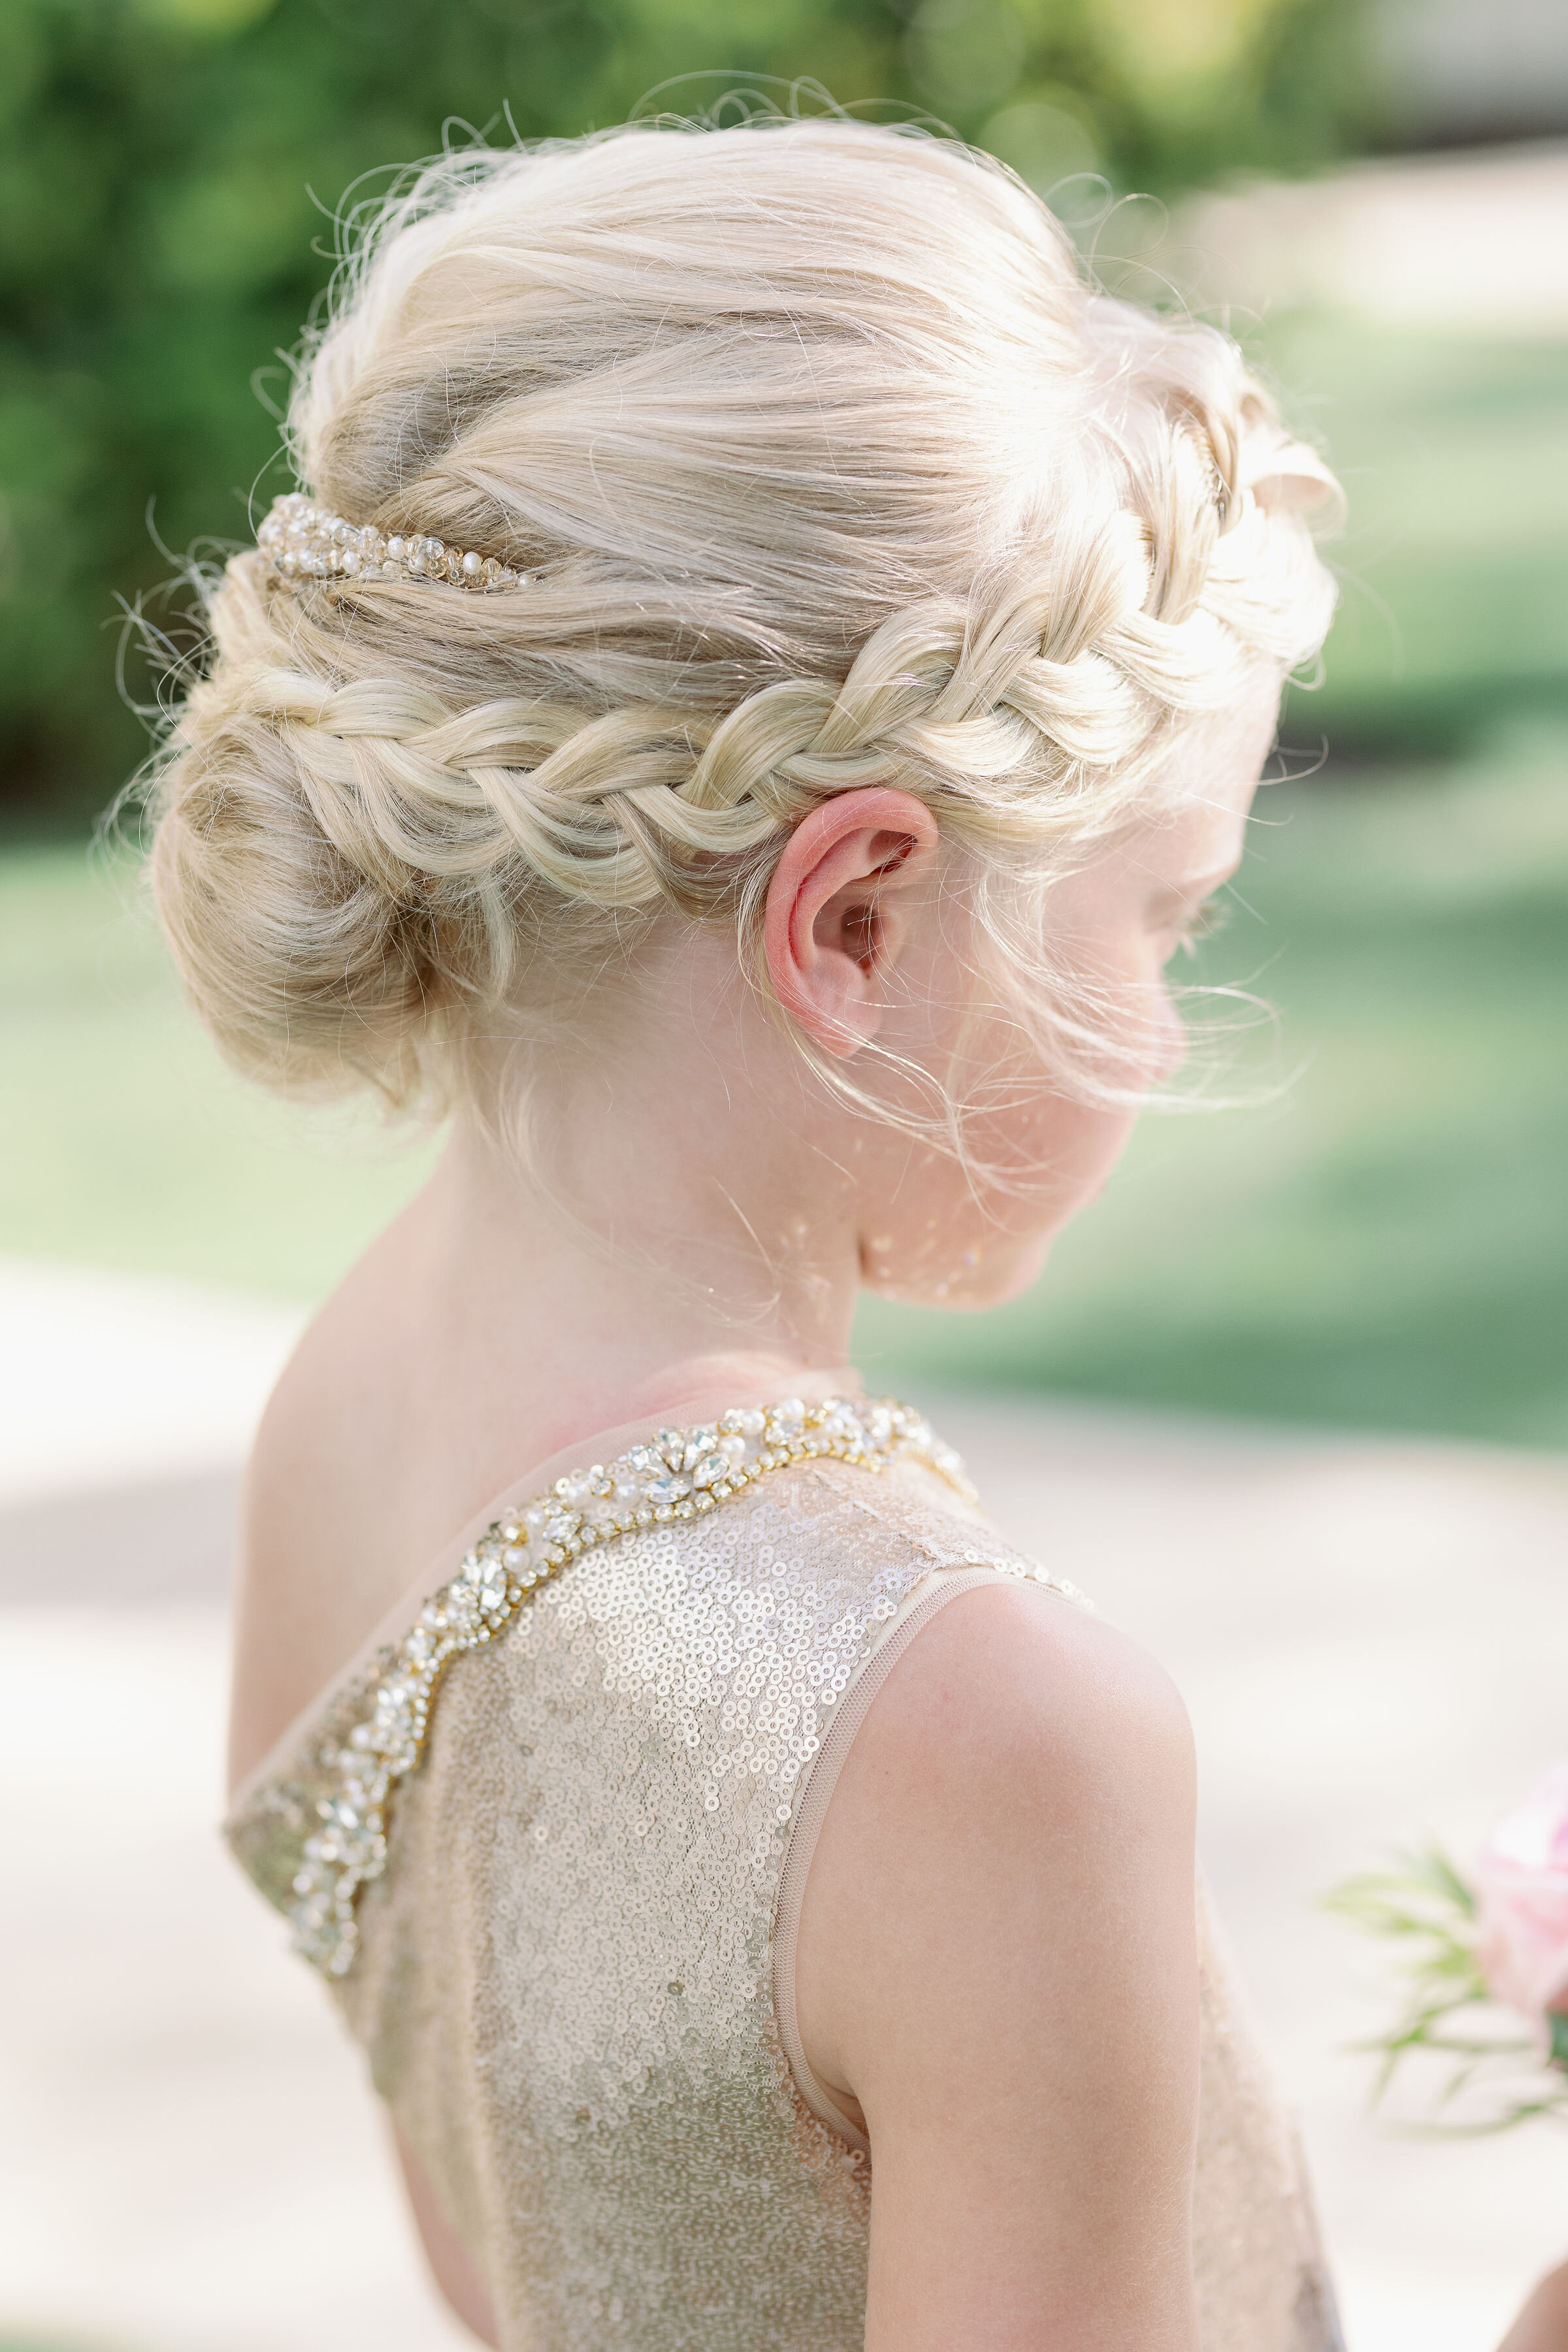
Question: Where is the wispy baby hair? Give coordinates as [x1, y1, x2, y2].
[146, 114, 1340, 1116]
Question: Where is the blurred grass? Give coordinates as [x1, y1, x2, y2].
[4, 722, 1565, 1448]
[1256, 318, 1568, 751]
[0, 846, 437, 1296]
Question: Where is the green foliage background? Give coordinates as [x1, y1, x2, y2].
[2, 0, 1380, 824]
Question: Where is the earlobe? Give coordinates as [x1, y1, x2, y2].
[762, 788, 938, 1060]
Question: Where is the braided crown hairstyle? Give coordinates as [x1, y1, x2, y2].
[146, 116, 1339, 1118]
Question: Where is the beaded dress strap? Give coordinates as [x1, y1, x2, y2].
[225, 1395, 972, 1979]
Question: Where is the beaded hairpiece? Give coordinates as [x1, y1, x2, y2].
[257, 491, 530, 592]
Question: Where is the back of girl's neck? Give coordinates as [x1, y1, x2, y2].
[390, 1125, 864, 1456]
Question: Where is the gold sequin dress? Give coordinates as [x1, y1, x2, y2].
[227, 1395, 1343, 2351]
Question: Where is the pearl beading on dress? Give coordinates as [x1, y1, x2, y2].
[256, 491, 530, 592]
[284, 1396, 973, 1978]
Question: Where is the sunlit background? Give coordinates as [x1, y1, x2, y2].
[3, 3, 1567, 2349]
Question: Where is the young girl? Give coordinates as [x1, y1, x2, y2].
[147, 116, 1564, 2351]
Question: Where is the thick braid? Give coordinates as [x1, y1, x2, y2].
[225, 531, 1247, 936]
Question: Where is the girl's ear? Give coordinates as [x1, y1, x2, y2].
[763, 788, 939, 1058]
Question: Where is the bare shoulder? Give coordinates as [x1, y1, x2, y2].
[227, 1269, 419, 1799]
[795, 1582, 1201, 2352]
[795, 1585, 1197, 2063]
[853, 1577, 1194, 1831]
[228, 1312, 350, 1800]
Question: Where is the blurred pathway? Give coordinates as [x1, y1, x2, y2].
[5, 1259, 1568, 2352]
[1179, 139, 1568, 336]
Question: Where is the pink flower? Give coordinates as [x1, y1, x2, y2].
[1477, 1761, 1568, 2052]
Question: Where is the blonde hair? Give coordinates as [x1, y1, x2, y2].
[144, 115, 1339, 1130]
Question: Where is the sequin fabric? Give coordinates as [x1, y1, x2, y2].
[225, 1397, 1343, 2352]
[1191, 1887, 1347, 2352]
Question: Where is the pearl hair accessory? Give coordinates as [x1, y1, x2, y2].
[256, 490, 529, 592]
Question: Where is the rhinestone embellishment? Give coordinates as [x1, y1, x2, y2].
[284, 1397, 971, 1977]
[256, 491, 529, 592]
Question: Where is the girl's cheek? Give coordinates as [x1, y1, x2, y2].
[1147, 984, 1188, 1083]
[1112, 960, 1185, 1089]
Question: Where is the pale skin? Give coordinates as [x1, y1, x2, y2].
[229, 674, 1568, 2349]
